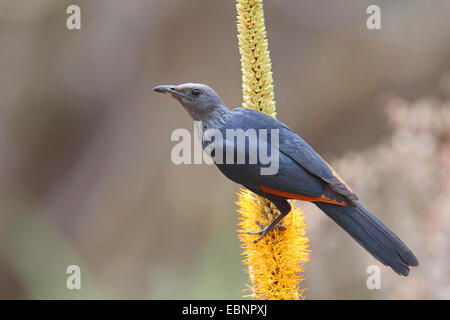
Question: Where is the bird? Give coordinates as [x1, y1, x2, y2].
[154, 82, 419, 276]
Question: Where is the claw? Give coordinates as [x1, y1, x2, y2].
[246, 220, 286, 243]
[246, 230, 264, 235]
[255, 221, 266, 229]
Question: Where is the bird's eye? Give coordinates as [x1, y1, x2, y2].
[191, 89, 201, 96]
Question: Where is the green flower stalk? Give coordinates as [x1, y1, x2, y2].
[237, 0, 276, 117]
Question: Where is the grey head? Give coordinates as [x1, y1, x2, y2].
[153, 83, 230, 127]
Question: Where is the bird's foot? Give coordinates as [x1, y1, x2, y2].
[255, 221, 286, 231]
[246, 221, 286, 243]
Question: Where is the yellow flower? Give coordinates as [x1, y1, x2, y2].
[235, 0, 310, 300]
[237, 189, 310, 300]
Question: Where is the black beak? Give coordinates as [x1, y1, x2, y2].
[153, 85, 181, 99]
[153, 85, 174, 93]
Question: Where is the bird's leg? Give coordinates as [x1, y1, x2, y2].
[254, 221, 286, 231]
[247, 211, 290, 243]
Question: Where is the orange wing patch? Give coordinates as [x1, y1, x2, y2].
[260, 185, 348, 206]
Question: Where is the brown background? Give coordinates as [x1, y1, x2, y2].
[0, 0, 449, 299]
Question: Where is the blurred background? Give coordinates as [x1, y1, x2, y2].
[0, 0, 449, 299]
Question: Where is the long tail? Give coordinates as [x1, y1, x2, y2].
[315, 202, 418, 276]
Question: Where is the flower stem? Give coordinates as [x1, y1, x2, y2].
[235, 0, 310, 300]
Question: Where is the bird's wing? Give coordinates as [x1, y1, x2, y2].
[228, 108, 358, 202]
[278, 126, 358, 201]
